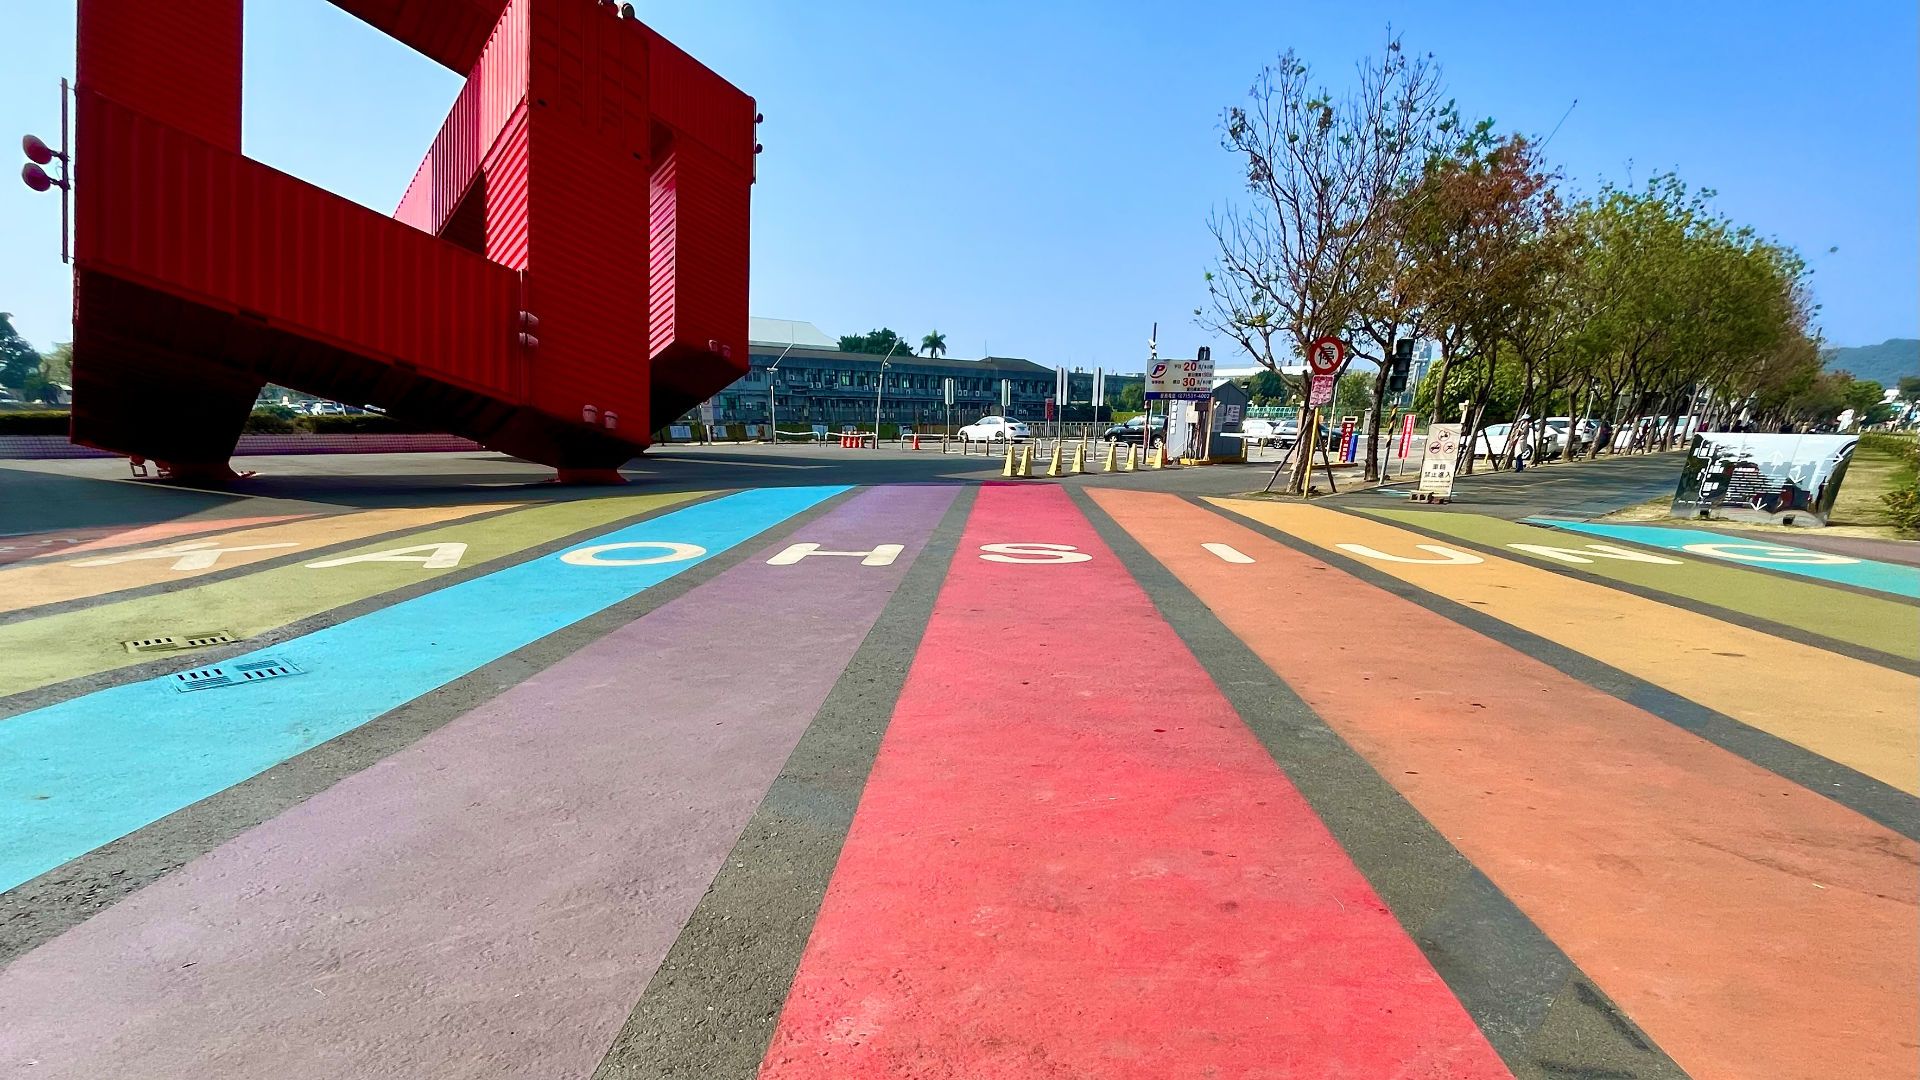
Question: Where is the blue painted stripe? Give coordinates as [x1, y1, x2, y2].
[1523, 518, 1920, 598]
[0, 486, 844, 892]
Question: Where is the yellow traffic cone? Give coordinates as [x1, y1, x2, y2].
[1018, 443, 1034, 478]
[1046, 440, 1063, 477]
[1122, 445, 1137, 471]
[1071, 440, 1086, 475]
[1002, 440, 1016, 477]
[1150, 444, 1167, 469]
[1102, 441, 1118, 472]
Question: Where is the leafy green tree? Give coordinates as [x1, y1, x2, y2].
[1332, 371, 1375, 417]
[0, 314, 39, 391]
[1898, 376, 1920, 402]
[1842, 378, 1886, 420]
[838, 328, 915, 356]
[1248, 369, 1288, 403]
[920, 331, 948, 358]
[1115, 381, 1145, 411]
[39, 341, 71, 385]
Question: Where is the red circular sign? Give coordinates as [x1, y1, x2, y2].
[1307, 336, 1345, 376]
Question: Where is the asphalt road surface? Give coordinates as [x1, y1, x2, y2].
[0, 449, 1913, 1080]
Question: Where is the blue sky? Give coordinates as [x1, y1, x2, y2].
[3, 1, 1914, 372]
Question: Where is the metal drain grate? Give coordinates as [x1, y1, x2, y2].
[171, 657, 303, 692]
[123, 631, 236, 655]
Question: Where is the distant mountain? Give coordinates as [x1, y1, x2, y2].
[1822, 338, 1918, 387]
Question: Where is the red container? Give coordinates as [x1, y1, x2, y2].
[71, 0, 757, 475]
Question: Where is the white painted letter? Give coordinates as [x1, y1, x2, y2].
[1681, 542, 1858, 566]
[766, 543, 904, 567]
[1202, 543, 1254, 564]
[1335, 543, 1483, 565]
[561, 541, 707, 566]
[307, 543, 470, 570]
[979, 542, 1092, 564]
[1506, 543, 1682, 566]
[74, 539, 299, 571]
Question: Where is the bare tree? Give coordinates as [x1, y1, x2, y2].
[1199, 33, 1448, 493]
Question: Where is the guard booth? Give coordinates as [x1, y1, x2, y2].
[1165, 381, 1251, 464]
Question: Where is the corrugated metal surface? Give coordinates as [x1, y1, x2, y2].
[78, 93, 522, 400]
[393, 0, 528, 235]
[642, 26, 756, 172]
[77, 0, 241, 149]
[325, 0, 509, 73]
[645, 151, 680, 360]
[518, 0, 655, 427]
[645, 141, 750, 364]
[483, 106, 533, 270]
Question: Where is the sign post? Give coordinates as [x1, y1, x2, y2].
[944, 376, 955, 438]
[1397, 412, 1417, 459]
[1419, 423, 1462, 501]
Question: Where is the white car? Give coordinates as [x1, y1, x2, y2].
[1473, 421, 1563, 460]
[958, 415, 1031, 442]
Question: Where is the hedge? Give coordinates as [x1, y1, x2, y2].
[1866, 433, 1920, 535]
[0, 410, 71, 435]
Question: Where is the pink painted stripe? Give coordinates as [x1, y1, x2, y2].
[759, 485, 1510, 1079]
[0, 485, 956, 1080]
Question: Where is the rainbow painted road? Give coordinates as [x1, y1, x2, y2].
[0, 483, 1913, 1080]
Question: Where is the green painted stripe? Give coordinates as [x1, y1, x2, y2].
[1363, 507, 1918, 661]
[0, 492, 705, 698]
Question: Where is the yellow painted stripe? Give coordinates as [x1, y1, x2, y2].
[0, 492, 703, 698]
[1212, 499, 1920, 793]
[0, 505, 512, 615]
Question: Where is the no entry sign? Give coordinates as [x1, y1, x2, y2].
[1307, 337, 1344, 376]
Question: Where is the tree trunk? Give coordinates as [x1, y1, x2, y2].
[1364, 366, 1390, 481]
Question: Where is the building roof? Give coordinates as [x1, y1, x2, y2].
[743, 342, 1051, 374]
[748, 317, 839, 351]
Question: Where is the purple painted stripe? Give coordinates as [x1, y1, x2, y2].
[0, 484, 956, 1080]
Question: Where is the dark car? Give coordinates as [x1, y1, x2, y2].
[1102, 415, 1167, 443]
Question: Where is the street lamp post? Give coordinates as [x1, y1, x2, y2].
[767, 338, 797, 444]
[874, 339, 901, 444]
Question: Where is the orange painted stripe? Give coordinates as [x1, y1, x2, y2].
[0, 505, 510, 615]
[57, 514, 318, 557]
[1214, 500, 1919, 793]
[1092, 489, 1920, 1080]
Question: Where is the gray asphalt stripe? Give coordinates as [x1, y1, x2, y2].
[0, 488, 850, 968]
[589, 486, 973, 1080]
[1069, 488, 1688, 1080]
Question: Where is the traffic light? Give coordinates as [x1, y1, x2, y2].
[1387, 338, 1414, 393]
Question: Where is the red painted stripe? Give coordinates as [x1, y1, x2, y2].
[759, 486, 1509, 1079]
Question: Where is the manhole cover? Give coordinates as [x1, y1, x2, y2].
[123, 631, 236, 655]
[171, 658, 303, 692]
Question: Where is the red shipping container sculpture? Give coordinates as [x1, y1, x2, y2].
[69, 0, 756, 481]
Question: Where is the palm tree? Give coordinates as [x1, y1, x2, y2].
[921, 331, 947, 358]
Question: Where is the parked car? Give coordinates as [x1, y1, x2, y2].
[1241, 418, 1280, 446]
[1275, 418, 1335, 449]
[958, 415, 1031, 442]
[1474, 420, 1564, 461]
[1102, 415, 1167, 443]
